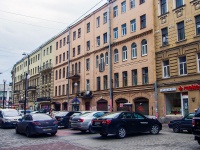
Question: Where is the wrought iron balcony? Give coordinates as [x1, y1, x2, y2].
[40, 63, 53, 72]
[66, 70, 80, 79]
[28, 86, 36, 91]
[37, 97, 51, 102]
[76, 91, 92, 99]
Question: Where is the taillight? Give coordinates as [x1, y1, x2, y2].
[78, 119, 84, 122]
[192, 118, 195, 126]
[102, 120, 112, 124]
[32, 122, 41, 126]
[53, 121, 58, 124]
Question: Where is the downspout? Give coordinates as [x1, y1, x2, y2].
[67, 27, 71, 111]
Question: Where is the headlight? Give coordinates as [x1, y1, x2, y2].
[4, 119, 11, 122]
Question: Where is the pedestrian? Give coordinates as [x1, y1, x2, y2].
[49, 108, 53, 117]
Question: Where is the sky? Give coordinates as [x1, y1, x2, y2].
[0, 0, 107, 85]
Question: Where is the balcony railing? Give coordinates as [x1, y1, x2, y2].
[66, 70, 80, 79]
[28, 86, 36, 91]
[76, 91, 92, 99]
[37, 97, 51, 102]
[40, 63, 52, 72]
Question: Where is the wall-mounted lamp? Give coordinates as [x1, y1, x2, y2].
[192, 97, 195, 102]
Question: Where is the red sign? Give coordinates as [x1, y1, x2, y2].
[179, 84, 200, 91]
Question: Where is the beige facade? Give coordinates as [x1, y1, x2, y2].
[155, 0, 200, 122]
[53, 0, 156, 115]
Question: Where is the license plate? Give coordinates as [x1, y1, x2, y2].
[43, 128, 52, 131]
[95, 122, 101, 125]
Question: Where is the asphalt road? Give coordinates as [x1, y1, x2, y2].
[0, 125, 199, 150]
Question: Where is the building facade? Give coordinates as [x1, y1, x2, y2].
[0, 83, 12, 108]
[155, 0, 200, 122]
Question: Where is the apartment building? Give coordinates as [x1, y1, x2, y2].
[155, 0, 200, 121]
[53, 0, 156, 115]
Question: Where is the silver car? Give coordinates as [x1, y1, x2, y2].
[71, 111, 108, 133]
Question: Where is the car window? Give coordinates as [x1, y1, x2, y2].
[93, 112, 105, 118]
[133, 113, 145, 119]
[56, 112, 69, 116]
[3, 110, 20, 117]
[185, 113, 195, 120]
[101, 112, 121, 119]
[32, 114, 52, 120]
[120, 113, 133, 119]
[24, 115, 32, 121]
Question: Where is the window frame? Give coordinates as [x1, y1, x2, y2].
[140, 14, 146, 29]
[122, 23, 127, 36]
[195, 15, 200, 36]
[162, 27, 168, 45]
[177, 21, 185, 41]
[141, 39, 147, 56]
[179, 56, 187, 75]
[142, 67, 148, 84]
[122, 46, 128, 61]
[103, 12, 107, 24]
[130, 19, 136, 32]
[131, 43, 137, 58]
[113, 6, 118, 17]
[121, 1, 126, 13]
[114, 27, 118, 39]
[114, 49, 119, 63]
[163, 60, 170, 78]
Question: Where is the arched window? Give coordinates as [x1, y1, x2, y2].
[114, 49, 119, 63]
[141, 39, 147, 56]
[122, 46, 127, 61]
[96, 55, 99, 68]
[55, 70, 58, 80]
[105, 52, 108, 65]
[59, 69, 61, 79]
[131, 43, 137, 58]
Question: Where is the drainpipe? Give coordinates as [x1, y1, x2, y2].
[67, 27, 71, 111]
[154, 81, 158, 119]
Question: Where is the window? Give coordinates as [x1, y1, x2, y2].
[63, 37, 66, 46]
[114, 27, 118, 39]
[67, 35, 69, 43]
[163, 60, 170, 78]
[43, 50, 45, 56]
[86, 58, 90, 71]
[121, 1, 126, 13]
[86, 79, 90, 91]
[140, 14, 146, 29]
[55, 70, 58, 80]
[104, 75, 108, 90]
[60, 40, 62, 48]
[87, 41, 90, 51]
[67, 51, 69, 59]
[162, 27, 168, 45]
[132, 69, 137, 85]
[47, 48, 49, 55]
[103, 33, 107, 44]
[55, 86, 57, 96]
[160, 0, 167, 15]
[59, 54, 62, 63]
[105, 52, 108, 65]
[87, 22, 90, 33]
[63, 68, 65, 78]
[142, 67, 148, 84]
[73, 31, 76, 40]
[78, 28, 81, 38]
[122, 71, 128, 87]
[131, 43, 137, 58]
[141, 39, 147, 56]
[197, 53, 200, 72]
[122, 46, 127, 61]
[59, 86, 61, 96]
[59, 69, 61, 79]
[113, 6, 118, 17]
[99, 54, 105, 72]
[78, 45, 81, 55]
[177, 21, 185, 41]
[176, 0, 183, 8]
[114, 49, 119, 63]
[130, 19, 136, 32]
[97, 36, 100, 46]
[140, 0, 145, 4]
[122, 24, 127, 36]
[103, 12, 107, 23]
[195, 15, 200, 35]
[73, 48, 75, 57]
[62, 85, 65, 95]
[96, 16, 100, 27]
[96, 56, 99, 68]
[56, 56, 58, 64]
[114, 73, 119, 88]
[63, 53, 65, 61]
[97, 77, 101, 91]
[130, 0, 135, 8]
[179, 56, 187, 75]
[56, 42, 58, 50]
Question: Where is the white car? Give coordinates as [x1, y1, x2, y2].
[0, 109, 22, 128]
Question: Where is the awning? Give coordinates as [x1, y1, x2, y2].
[72, 97, 80, 104]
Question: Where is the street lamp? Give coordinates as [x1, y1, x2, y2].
[3, 79, 6, 109]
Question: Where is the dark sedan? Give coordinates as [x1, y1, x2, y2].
[168, 112, 195, 133]
[16, 113, 58, 137]
[55, 111, 79, 128]
[91, 112, 162, 139]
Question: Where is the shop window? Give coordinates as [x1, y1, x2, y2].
[166, 93, 181, 115]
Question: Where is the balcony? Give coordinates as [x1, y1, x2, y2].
[40, 63, 53, 72]
[77, 91, 92, 99]
[66, 70, 80, 79]
[19, 100, 25, 104]
[37, 97, 51, 102]
[28, 86, 36, 91]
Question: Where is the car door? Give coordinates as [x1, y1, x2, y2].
[133, 112, 150, 132]
[180, 113, 194, 130]
[20, 115, 31, 133]
[0, 111, 3, 126]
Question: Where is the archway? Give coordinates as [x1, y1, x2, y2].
[62, 102, 68, 110]
[116, 98, 128, 111]
[85, 102, 90, 110]
[97, 99, 108, 111]
[134, 97, 149, 115]
[51, 102, 61, 111]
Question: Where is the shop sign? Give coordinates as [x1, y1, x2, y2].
[179, 84, 200, 91]
[160, 87, 176, 92]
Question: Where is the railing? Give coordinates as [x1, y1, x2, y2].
[40, 63, 52, 72]
[76, 91, 93, 99]
[66, 70, 81, 79]
[37, 97, 51, 102]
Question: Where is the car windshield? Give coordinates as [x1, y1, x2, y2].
[101, 112, 121, 119]
[3, 110, 20, 117]
[56, 112, 68, 116]
[32, 114, 52, 120]
[81, 112, 92, 117]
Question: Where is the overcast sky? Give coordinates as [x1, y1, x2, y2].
[0, 0, 107, 84]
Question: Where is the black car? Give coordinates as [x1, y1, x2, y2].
[91, 112, 162, 139]
[168, 112, 195, 133]
[16, 113, 58, 137]
[55, 111, 79, 128]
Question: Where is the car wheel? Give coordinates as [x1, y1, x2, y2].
[80, 130, 87, 133]
[150, 124, 160, 135]
[89, 125, 96, 134]
[51, 131, 57, 136]
[26, 127, 31, 137]
[100, 133, 108, 137]
[116, 127, 126, 139]
[16, 126, 20, 134]
[173, 124, 180, 133]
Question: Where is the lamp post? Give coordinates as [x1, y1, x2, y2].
[3, 79, 6, 109]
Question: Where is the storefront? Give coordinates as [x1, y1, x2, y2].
[116, 99, 129, 111]
[134, 98, 149, 115]
[97, 99, 108, 111]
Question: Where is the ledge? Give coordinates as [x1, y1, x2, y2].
[160, 44, 170, 48]
[193, 34, 200, 38]
[176, 39, 187, 44]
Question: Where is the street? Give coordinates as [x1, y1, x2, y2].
[0, 125, 199, 150]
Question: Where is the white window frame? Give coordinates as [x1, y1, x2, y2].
[141, 40, 147, 56]
[105, 52, 108, 65]
[122, 46, 128, 61]
[86, 79, 90, 91]
[131, 43, 137, 58]
[96, 16, 100, 27]
[114, 27, 118, 39]
[179, 56, 187, 75]
[113, 6, 118, 17]
[114, 49, 119, 63]
[122, 24, 127, 36]
[130, 0, 135, 9]
[130, 19, 136, 32]
[121, 1, 126, 13]
[163, 60, 170, 78]
[103, 12, 107, 23]
[97, 36, 100, 46]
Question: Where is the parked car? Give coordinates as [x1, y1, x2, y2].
[168, 112, 195, 133]
[192, 108, 200, 145]
[0, 109, 22, 128]
[71, 111, 108, 133]
[16, 113, 58, 137]
[54, 111, 79, 128]
[91, 112, 162, 139]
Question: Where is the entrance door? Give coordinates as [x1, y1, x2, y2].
[183, 98, 189, 116]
